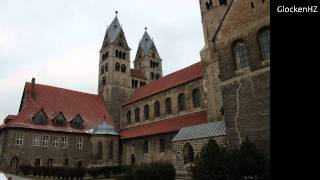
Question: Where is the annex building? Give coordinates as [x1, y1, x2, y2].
[0, 0, 270, 179]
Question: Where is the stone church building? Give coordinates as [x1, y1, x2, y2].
[0, 0, 269, 179]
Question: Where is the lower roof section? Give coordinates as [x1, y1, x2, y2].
[120, 110, 207, 140]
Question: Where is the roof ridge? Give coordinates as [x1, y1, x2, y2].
[25, 82, 99, 97]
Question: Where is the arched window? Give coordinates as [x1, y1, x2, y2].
[116, 50, 119, 58]
[53, 113, 66, 127]
[122, 52, 126, 60]
[165, 98, 172, 114]
[131, 154, 135, 165]
[178, 93, 185, 112]
[101, 65, 105, 74]
[121, 64, 126, 73]
[102, 76, 106, 86]
[32, 109, 47, 125]
[155, 74, 160, 80]
[10, 157, 18, 170]
[144, 105, 150, 120]
[105, 63, 108, 72]
[159, 139, 165, 152]
[154, 101, 160, 118]
[233, 40, 250, 69]
[127, 111, 131, 124]
[219, 0, 227, 5]
[258, 27, 270, 60]
[144, 140, 149, 153]
[115, 63, 120, 71]
[98, 142, 103, 160]
[151, 72, 154, 80]
[109, 141, 113, 160]
[183, 143, 194, 164]
[192, 89, 201, 108]
[135, 108, 140, 122]
[119, 51, 122, 59]
[152, 52, 156, 58]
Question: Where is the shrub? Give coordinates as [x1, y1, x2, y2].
[191, 138, 270, 180]
[117, 161, 175, 180]
[18, 165, 85, 179]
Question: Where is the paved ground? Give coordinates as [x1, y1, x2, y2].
[5, 174, 33, 180]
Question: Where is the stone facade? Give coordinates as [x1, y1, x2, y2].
[173, 136, 227, 180]
[121, 133, 175, 165]
[200, 0, 270, 154]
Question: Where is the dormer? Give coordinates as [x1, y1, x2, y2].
[53, 112, 66, 127]
[32, 109, 47, 125]
[71, 114, 84, 129]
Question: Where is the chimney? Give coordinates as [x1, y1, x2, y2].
[31, 78, 36, 99]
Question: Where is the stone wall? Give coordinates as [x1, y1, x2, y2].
[121, 79, 206, 129]
[120, 133, 176, 165]
[172, 136, 227, 180]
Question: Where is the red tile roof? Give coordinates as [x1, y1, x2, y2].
[120, 110, 207, 139]
[5, 81, 114, 133]
[125, 62, 203, 106]
[131, 69, 146, 80]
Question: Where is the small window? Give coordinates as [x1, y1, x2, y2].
[192, 89, 201, 108]
[258, 27, 270, 60]
[53, 113, 66, 127]
[121, 64, 126, 73]
[233, 40, 250, 69]
[115, 63, 120, 71]
[53, 136, 59, 147]
[154, 101, 160, 118]
[178, 93, 186, 112]
[101, 65, 105, 74]
[219, 0, 227, 5]
[102, 76, 106, 86]
[47, 159, 53, 167]
[77, 138, 83, 150]
[98, 142, 103, 160]
[105, 63, 108, 72]
[116, 50, 119, 58]
[123, 52, 126, 60]
[119, 51, 122, 59]
[127, 110, 131, 124]
[42, 136, 49, 147]
[183, 143, 194, 164]
[144, 105, 150, 120]
[144, 140, 149, 153]
[61, 137, 68, 148]
[135, 108, 140, 122]
[32, 109, 47, 125]
[16, 133, 23, 145]
[109, 141, 114, 160]
[165, 98, 172, 114]
[32, 135, 40, 146]
[152, 52, 156, 58]
[72, 115, 84, 129]
[35, 159, 41, 167]
[159, 139, 165, 152]
[155, 74, 160, 80]
[151, 72, 154, 80]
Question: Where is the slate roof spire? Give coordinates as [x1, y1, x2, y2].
[101, 12, 124, 48]
[138, 28, 157, 56]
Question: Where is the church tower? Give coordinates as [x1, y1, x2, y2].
[98, 12, 132, 129]
[199, 0, 230, 122]
[134, 29, 162, 83]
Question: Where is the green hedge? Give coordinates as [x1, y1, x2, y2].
[19, 165, 85, 179]
[87, 165, 131, 178]
[117, 161, 176, 180]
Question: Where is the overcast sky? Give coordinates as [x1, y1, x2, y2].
[0, 0, 205, 123]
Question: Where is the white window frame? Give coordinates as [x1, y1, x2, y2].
[61, 137, 68, 148]
[53, 136, 59, 148]
[16, 133, 23, 145]
[32, 135, 40, 146]
[77, 138, 83, 150]
[42, 135, 49, 147]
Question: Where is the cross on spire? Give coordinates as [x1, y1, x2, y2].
[145, 27, 148, 31]
[115, 11, 118, 16]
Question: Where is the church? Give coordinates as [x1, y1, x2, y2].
[0, 0, 270, 179]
